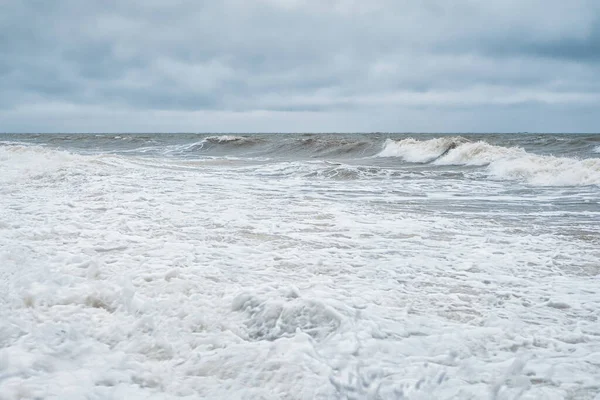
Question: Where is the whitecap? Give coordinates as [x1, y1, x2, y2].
[376, 137, 468, 162]
[487, 154, 600, 186]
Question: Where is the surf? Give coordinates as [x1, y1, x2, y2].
[376, 137, 600, 186]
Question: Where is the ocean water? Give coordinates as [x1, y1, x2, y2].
[0, 133, 599, 399]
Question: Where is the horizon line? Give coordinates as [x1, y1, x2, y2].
[2, 131, 599, 135]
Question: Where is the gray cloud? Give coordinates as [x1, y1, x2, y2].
[1, 0, 599, 132]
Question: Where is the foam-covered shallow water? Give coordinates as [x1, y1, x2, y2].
[1, 133, 599, 399]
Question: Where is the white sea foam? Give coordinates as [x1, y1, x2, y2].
[488, 154, 600, 186]
[594, 145, 600, 153]
[1, 137, 599, 399]
[377, 137, 467, 162]
[0, 144, 88, 184]
[245, 160, 395, 180]
[161, 140, 206, 154]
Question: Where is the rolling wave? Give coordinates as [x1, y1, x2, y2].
[166, 135, 375, 158]
[376, 137, 468, 162]
[377, 137, 600, 186]
[204, 135, 260, 144]
[488, 155, 600, 186]
[3, 136, 599, 186]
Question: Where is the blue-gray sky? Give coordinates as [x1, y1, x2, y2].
[1, 0, 599, 133]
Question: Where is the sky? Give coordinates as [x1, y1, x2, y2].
[1, 0, 599, 133]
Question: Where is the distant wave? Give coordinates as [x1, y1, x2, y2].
[168, 135, 375, 158]
[158, 136, 262, 156]
[0, 140, 33, 147]
[205, 135, 256, 144]
[182, 135, 263, 153]
[247, 160, 392, 180]
[594, 145, 600, 154]
[377, 137, 600, 186]
[290, 137, 373, 157]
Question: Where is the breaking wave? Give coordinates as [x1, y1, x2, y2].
[0, 143, 126, 187]
[0, 144, 84, 184]
[205, 135, 256, 144]
[3, 135, 599, 186]
[377, 137, 468, 162]
[434, 141, 526, 166]
[377, 137, 600, 186]
[488, 155, 600, 186]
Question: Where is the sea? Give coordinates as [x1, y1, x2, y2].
[1, 133, 599, 399]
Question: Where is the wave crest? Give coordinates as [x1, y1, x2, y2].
[488, 156, 600, 186]
[376, 137, 600, 186]
[377, 137, 467, 162]
[434, 141, 526, 166]
[205, 135, 253, 144]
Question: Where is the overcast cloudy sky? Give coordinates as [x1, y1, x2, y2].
[1, 0, 599, 133]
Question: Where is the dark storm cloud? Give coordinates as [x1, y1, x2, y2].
[464, 16, 600, 63]
[1, 0, 599, 132]
[527, 28, 600, 62]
